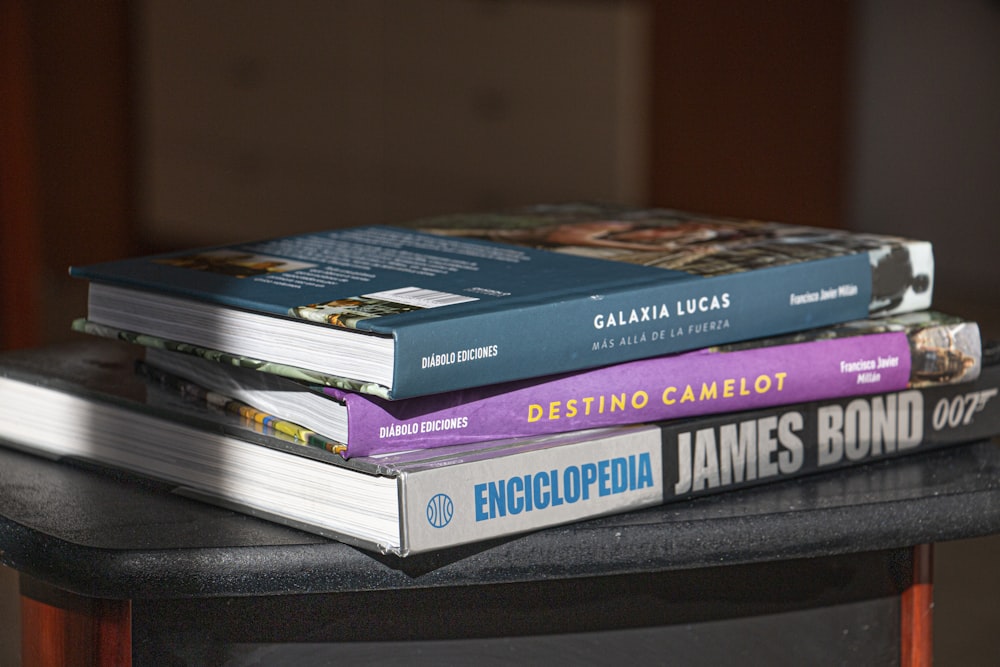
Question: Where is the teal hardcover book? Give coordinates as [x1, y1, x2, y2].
[71, 203, 934, 399]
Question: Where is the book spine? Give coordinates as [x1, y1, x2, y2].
[342, 327, 974, 456]
[398, 361, 1000, 554]
[662, 362, 1000, 501]
[390, 253, 881, 397]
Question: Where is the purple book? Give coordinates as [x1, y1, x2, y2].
[131, 311, 982, 458]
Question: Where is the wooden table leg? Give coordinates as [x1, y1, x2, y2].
[20, 576, 131, 667]
[900, 543, 933, 667]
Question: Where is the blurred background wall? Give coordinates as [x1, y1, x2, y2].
[1, 1, 998, 664]
[4, 0, 998, 350]
[3, 0, 996, 353]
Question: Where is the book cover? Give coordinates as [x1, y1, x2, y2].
[70, 203, 935, 398]
[132, 311, 981, 457]
[0, 339, 995, 556]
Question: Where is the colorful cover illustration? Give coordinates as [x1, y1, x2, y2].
[71, 203, 935, 398]
[121, 311, 980, 458]
[404, 204, 932, 315]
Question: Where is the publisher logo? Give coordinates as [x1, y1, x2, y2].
[426, 493, 454, 529]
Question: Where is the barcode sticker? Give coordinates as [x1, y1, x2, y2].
[363, 287, 479, 309]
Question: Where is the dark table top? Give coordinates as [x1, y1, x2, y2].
[1, 436, 999, 600]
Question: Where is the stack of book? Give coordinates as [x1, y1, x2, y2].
[0, 203, 996, 556]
